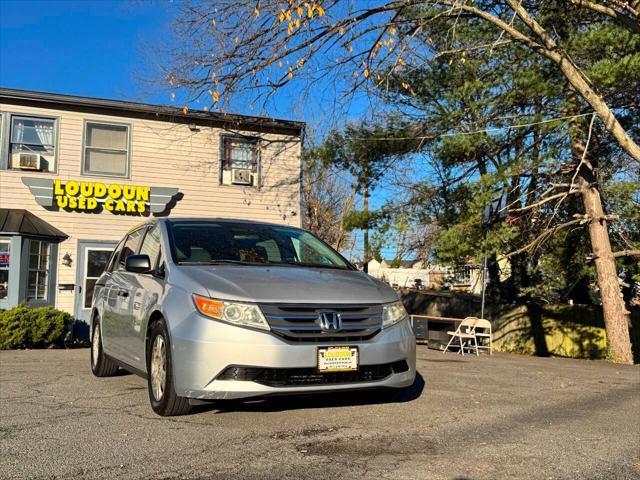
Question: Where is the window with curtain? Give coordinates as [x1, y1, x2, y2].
[9, 116, 57, 171]
[83, 122, 130, 177]
[27, 240, 50, 301]
[222, 138, 258, 171]
[221, 137, 259, 186]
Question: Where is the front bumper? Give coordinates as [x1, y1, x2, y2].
[170, 312, 416, 400]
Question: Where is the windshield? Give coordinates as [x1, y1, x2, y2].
[166, 221, 352, 269]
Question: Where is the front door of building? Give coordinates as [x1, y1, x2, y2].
[75, 241, 117, 332]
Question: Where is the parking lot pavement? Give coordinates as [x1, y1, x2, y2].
[0, 347, 638, 480]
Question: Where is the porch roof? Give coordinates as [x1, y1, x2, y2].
[0, 209, 68, 240]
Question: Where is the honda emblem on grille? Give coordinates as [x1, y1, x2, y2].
[318, 311, 342, 331]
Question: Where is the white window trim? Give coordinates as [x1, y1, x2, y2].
[27, 240, 50, 302]
[81, 247, 113, 310]
[81, 120, 132, 178]
[219, 135, 261, 188]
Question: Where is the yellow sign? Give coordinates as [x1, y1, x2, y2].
[23, 177, 179, 215]
[53, 180, 149, 213]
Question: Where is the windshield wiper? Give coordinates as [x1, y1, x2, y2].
[208, 259, 269, 266]
[178, 259, 257, 266]
[269, 261, 348, 270]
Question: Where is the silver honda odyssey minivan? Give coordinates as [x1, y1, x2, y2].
[90, 218, 416, 416]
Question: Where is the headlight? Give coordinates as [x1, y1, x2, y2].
[382, 301, 408, 328]
[192, 294, 270, 331]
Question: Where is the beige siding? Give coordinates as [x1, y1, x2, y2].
[0, 102, 302, 315]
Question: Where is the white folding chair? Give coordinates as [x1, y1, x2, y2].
[443, 317, 479, 356]
[473, 318, 492, 355]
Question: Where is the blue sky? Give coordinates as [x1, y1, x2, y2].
[0, 0, 401, 260]
[0, 0, 173, 103]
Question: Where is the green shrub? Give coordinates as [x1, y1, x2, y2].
[0, 305, 74, 349]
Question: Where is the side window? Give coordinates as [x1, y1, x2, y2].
[139, 224, 161, 269]
[106, 240, 124, 273]
[117, 228, 145, 270]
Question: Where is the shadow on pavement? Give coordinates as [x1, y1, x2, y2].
[192, 372, 426, 415]
[423, 356, 471, 363]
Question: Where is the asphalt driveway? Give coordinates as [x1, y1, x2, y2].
[1, 347, 638, 480]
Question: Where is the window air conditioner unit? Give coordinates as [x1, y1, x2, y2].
[231, 168, 253, 185]
[19, 153, 42, 170]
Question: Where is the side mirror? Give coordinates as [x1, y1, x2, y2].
[125, 254, 152, 274]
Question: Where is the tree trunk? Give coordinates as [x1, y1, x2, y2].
[570, 122, 633, 364]
[576, 168, 633, 363]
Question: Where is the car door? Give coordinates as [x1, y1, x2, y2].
[102, 227, 146, 364]
[123, 223, 164, 371]
[98, 239, 124, 356]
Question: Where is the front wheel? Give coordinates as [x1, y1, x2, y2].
[147, 319, 191, 416]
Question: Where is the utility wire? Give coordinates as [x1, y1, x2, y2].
[350, 110, 606, 141]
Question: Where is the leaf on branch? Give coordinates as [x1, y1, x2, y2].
[364, 68, 370, 78]
[213, 91, 220, 103]
[254, 7, 259, 17]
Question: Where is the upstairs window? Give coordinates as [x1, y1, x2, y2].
[221, 137, 259, 187]
[9, 116, 57, 172]
[83, 121, 130, 177]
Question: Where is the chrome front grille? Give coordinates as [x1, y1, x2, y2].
[260, 304, 383, 342]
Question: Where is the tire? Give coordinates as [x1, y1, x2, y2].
[147, 318, 191, 416]
[91, 318, 119, 377]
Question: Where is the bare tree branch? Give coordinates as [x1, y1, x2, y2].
[570, 0, 640, 33]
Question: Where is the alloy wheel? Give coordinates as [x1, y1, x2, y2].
[150, 335, 166, 401]
[92, 324, 100, 367]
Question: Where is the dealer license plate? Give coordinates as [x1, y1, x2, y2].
[317, 346, 358, 372]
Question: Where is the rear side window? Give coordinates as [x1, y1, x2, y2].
[117, 228, 145, 270]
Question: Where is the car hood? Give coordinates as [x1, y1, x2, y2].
[176, 265, 399, 304]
